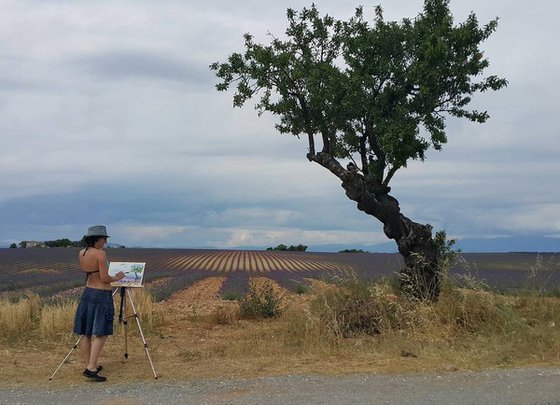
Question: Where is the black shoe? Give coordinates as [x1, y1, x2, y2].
[83, 368, 107, 382]
[96, 365, 103, 372]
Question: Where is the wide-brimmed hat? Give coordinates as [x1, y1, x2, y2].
[86, 225, 109, 237]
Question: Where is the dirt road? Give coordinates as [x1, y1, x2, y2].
[1, 367, 559, 404]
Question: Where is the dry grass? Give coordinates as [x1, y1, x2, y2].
[0, 293, 42, 340]
[39, 300, 78, 339]
[268, 283, 560, 374]
[1, 277, 559, 387]
[0, 289, 165, 344]
[116, 288, 166, 334]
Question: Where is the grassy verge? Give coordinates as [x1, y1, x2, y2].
[0, 289, 166, 344]
[1, 277, 559, 386]
[200, 275, 560, 370]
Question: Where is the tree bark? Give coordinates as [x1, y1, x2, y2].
[308, 152, 441, 301]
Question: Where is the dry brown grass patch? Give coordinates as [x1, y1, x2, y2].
[39, 300, 77, 339]
[0, 293, 42, 340]
[2, 277, 560, 387]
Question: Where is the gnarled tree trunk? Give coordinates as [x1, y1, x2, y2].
[309, 152, 441, 301]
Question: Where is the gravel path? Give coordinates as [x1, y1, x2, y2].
[1, 367, 559, 404]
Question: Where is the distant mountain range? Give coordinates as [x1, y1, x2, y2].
[454, 236, 560, 253]
[306, 236, 560, 253]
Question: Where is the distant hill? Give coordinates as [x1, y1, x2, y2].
[306, 242, 396, 253]
[306, 236, 560, 253]
[106, 243, 126, 249]
[454, 236, 560, 253]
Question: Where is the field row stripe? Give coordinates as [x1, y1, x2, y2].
[108, 251, 345, 273]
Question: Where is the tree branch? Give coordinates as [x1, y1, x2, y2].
[307, 152, 348, 181]
[382, 165, 398, 187]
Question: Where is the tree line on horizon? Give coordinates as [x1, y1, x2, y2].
[266, 244, 308, 252]
[10, 239, 126, 249]
[10, 239, 85, 248]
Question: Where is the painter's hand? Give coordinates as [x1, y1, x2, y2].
[116, 271, 126, 280]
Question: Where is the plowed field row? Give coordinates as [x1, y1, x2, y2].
[161, 251, 341, 273]
[2, 249, 557, 297]
[0, 249, 343, 274]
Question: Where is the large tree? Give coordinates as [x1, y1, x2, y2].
[211, 0, 507, 300]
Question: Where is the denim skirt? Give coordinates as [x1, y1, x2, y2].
[73, 287, 115, 336]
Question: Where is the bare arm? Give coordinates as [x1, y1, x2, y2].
[97, 251, 124, 283]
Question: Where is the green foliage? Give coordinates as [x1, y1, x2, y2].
[432, 229, 461, 284]
[211, 0, 506, 188]
[293, 283, 310, 294]
[266, 244, 308, 252]
[222, 291, 243, 301]
[9, 243, 17, 248]
[434, 230, 460, 265]
[339, 249, 367, 253]
[44, 238, 73, 248]
[239, 281, 283, 319]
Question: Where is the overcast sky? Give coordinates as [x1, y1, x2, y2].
[0, 0, 558, 249]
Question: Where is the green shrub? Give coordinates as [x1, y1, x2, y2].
[310, 281, 412, 338]
[293, 283, 310, 295]
[239, 281, 282, 319]
[321, 293, 381, 337]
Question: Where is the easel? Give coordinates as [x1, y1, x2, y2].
[49, 286, 158, 380]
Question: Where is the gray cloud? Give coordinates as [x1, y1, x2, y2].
[71, 49, 211, 86]
[0, 0, 559, 249]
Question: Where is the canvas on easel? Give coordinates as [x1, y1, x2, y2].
[109, 262, 146, 287]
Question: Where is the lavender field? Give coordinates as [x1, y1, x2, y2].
[0, 248, 559, 300]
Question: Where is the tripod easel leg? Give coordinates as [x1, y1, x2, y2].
[126, 288, 158, 379]
[118, 287, 129, 360]
[49, 335, 82, 381]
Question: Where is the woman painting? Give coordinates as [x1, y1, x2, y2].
[73, 225, 125, 382]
